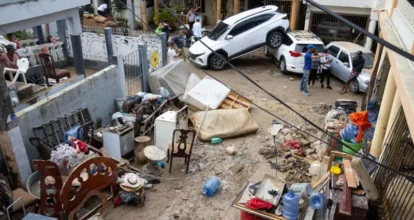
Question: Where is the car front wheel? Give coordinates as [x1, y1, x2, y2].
[279, 57, 287, 74]
[267, 31, 284, 49]
[349, 79, 360, 94]
[209, 53, 227, 71]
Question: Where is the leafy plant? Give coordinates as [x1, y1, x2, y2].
[153, 8, 176, 26]
[112, 0, 127, 18]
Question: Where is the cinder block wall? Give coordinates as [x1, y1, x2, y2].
[16, 65, 125, 163]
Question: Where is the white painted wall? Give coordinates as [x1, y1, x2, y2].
[391, 11, 414, 51]
[313, 0, 375, 8]
[0, 0, 89, 26]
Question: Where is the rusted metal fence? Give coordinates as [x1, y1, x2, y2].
[309, 13, 369, 46]
[164, 0, 204, 12]
[123, 50, 143, 96]
[371, 107, 414, 220]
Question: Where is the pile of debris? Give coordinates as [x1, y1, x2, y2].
[311, 103, 332, 115]
[279, 157, 311, 184]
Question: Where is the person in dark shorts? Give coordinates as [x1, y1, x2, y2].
[320, 48, 333, 89]
[340, 51, 365, 94]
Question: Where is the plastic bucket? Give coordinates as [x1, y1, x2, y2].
[341, 139, 364, 155]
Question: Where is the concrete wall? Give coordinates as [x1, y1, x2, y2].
[0, 0, 89, 26]
[15, 65, 126, 162]
[314, 0, 375, 8]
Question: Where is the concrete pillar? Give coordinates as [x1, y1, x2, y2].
[217, 0, 222, 22]
[365, 19, 377, 50]
[290, 0, 301, 30]
[389, 0, 399, 17]
[104, 27, 114, 62]
[70, 34, 86, 77]
[56, 19, 69, 59]
[154, 0, 158, 14]
[370, 70, 396, 158]
[384, 91, 401, 138]
[234, 0, 240, 14]
[304, 6, 311, 31]
[92, 0, 99, 15]
[112, 54, 127, 97]
[138, 44, 149, 93]
[66, 9, 82, 34]
[127, 0, 136, 30]
[161, 32, 168, 66]
[0, 70, 31, 188]
[140, 1, 148, 31]
[34, 25, 45, 44]
[245, 0, 248, 10]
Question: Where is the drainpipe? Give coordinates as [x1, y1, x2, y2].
[365, 19, 377, 50]
[370, 70, 396, 158]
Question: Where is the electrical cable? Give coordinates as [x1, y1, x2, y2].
[117, 0, 414, 181]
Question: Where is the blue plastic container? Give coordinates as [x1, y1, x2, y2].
[283, 190, 300, 220]
[202, 176, 220, 197]
[309, 192, 326, 210]
[64, 126, 80, 144]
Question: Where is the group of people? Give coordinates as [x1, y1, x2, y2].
[300, 44, 365, 96]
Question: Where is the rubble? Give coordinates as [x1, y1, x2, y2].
[311, 103, 332, 115]
[279, 157, 312, 185]
[226, 146, 236, 155]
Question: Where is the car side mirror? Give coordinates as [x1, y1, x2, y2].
[344, 62, 350, 67]
[226, 35, 233, 40]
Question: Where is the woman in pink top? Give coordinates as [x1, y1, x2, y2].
[0, 45, 19, 69]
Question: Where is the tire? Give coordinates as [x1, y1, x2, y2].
[267, 31, 284, 49]
[209, 53, 227, 71]
[349, 79, 360, 94]
[264, 46, 270, 57]
[279, 57, 287, 74]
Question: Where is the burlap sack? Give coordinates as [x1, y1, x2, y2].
[190, 108, 259, 141]
[83, 14, 94, 19]
[94, 15, 108, 23]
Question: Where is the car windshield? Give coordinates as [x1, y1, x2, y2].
[295, 44, 325, 53]
[208, 21, 229, 40]
[351, 52, 375, 68]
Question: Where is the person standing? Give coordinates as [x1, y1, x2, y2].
[168, 42, 180, 63]
[320, 49, 333, 89]
[97, 3, 109, 17]
[299, 45, 324, 96]
[187, 7, 200, 34]
[340, 51, 365, 94]
[161, 20, 170, 41]
[308, 50, 319, 87]
[192, 16, 202, 41]
[172, 31, 185, 60]
[7, 34, 20, 49]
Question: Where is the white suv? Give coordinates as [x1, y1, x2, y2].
[189, 5, 290, 70]
[265, 30, 324, 74]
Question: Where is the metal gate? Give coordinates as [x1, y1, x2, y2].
[310, 13, 369, 46]
[123, 50, 143, 96]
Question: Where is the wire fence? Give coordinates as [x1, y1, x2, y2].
[123, 50, 143, 96]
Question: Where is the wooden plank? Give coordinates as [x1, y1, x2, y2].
[351, 158, 379, 200]
[343, 159, 357, 189]
[339, 175, 352, 216]
[311, 171, 330, 189]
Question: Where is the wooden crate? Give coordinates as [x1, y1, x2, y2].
[219, 91, 251, 110]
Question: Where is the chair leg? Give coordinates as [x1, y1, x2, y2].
[169, 156, 173, 173]
[185, 156, 190, 174]
[166, 149, 170, 163]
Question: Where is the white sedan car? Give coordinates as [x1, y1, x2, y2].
[189, 5, 290, 70]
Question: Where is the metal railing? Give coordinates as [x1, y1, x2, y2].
[396, 0, 414, 31]
[123, 50, 143, 96]
[371, 107, 414, 220]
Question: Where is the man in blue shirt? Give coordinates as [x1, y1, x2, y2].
[300, 45, 324, 96]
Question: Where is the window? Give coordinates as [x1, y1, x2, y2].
[283, 36, 293, 46]
[295, 44, 324, 53]
[208, 22, 229, 40]
[146, 0, 154, 7]
[329, 46, 340, 57]
[351, 52, 374, 68]
[229, 14, 274, 37]
[338, 51, 350, 64]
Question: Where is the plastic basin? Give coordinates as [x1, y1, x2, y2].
[341, 139, 364, 155]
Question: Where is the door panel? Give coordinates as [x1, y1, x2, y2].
[337, 50, 351, 81]
[327, 45, 341, 79]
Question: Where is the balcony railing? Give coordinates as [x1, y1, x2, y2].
[396, 0, 414, 31]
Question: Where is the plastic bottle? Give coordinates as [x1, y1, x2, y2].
[283, 190, 300, 220]
[290, 183, 313, 198]
[202, 176, 220, 197]
[309, 192, 326, 210]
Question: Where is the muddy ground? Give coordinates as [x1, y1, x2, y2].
[104, 51, 363, 220]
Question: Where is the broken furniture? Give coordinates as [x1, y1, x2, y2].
[38, 53, 70, 87]
[102, 126, 135, 160]
[167, 129, 196, 174]
[6, 189, 39, 220]
[134, 136, 151, 165]
[143, 145, 166, 176]
[219, 91, 251, 110]
[29, 108, 93, 159]
[31, 157, 118, 219]
[154, 105, 188, 153]
[134, 99, 168, 137]
[2, 58, 30, 86]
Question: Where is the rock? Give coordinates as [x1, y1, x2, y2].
[173, 213, 180, 218]
[226, 146, 236, 155]
[258, 147, 275, 155]
[150, 188, 157, 192]
[281, 128, 293, 136]
[230, 163, 244, 175]
[289, 77, 294, 81]
[300, 138, 310, 146]
[265, 136, 270, 141]
[284, 134, 293, 141]
[305, 148, 316, 155]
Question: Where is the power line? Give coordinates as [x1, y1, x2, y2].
[117, 0, 414, 182]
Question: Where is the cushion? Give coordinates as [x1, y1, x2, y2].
[12, 188, 37, 212]
[168, 143, 192, 154]
[55, 69, 70, 78]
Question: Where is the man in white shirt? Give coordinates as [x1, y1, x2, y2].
[320, 48, 333, 89]
[192, 17, 202, 40]
[168, 42, 179, 63]
[97, 3, 108, 17]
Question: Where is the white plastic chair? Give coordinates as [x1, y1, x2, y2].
[3, 58, 29, 84]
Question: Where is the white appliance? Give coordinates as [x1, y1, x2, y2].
[102, 126, 135, 160]
[154, 106, 188, 153]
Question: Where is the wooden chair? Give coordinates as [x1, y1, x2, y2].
[167, 129, 196, 174]
[39, 53, 70, 87]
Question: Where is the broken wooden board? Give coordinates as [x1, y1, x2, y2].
[219, 91, 251, 110]
[339, 176, 352, 216]
[311, 171, 330, 190]
[351, 158, 379, 200]
[343, 159, 357, 189]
